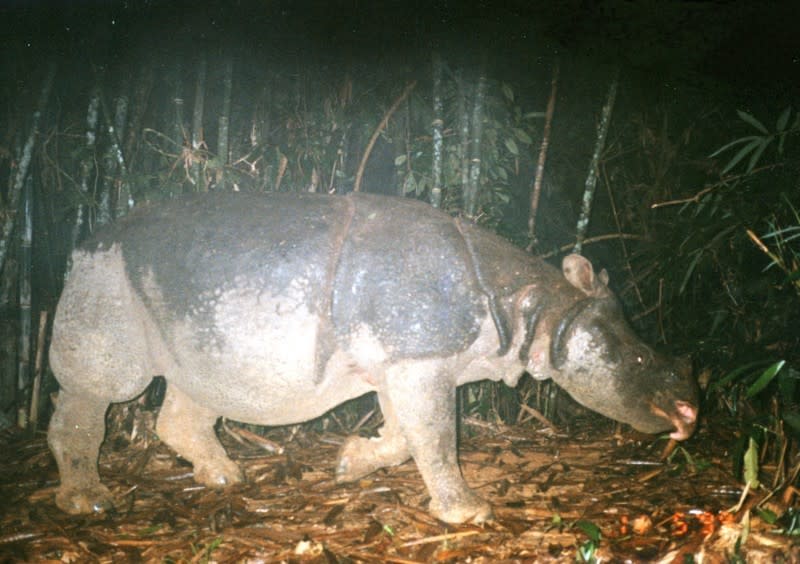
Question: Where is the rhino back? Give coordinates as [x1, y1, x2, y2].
[83, 193, 348, 339]
[83, 193, 489, 363]
[456, 220, 572, 298]
[332, 194, 486, 359]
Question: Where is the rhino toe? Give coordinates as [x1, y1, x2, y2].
[193, 458, 244, 487]
[336, 434, 411, 483]
[429, 492, 493, 524]
[55, 484, 114, 515]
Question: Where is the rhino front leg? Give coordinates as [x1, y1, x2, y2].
[156, 384, 243, 487]
[48, 390, 113, 514]
[381, 361, 492, 524]
[336, 393, 411, 482]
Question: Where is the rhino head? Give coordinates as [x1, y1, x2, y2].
[527, 254, 699, 440]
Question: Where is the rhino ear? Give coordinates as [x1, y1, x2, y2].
[562, 254, 611, 298]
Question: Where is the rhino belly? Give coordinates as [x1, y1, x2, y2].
[157, 283, 373, 425]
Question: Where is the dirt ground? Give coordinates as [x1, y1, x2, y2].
[0, 402, 797, 563]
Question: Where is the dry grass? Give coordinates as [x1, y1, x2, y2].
[0, 404, 796, 562]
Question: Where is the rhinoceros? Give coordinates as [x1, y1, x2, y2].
[48, 192, 698, 524]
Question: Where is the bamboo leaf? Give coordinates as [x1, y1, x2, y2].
[746, 137, 772, 172]
[504, 138, 519, 156]
[679, 249, 703, 294]
[746, 360, 785, 398]
[513, 128, 533, 144]
[737, 109, 769, 134]
[709, 135, 760, 158]
[403, 174, 417, 195]
[711, 360, 771, 390]
[776, 106, 792, 132]
[743, 437, 760, 489]
[721, 138, 762, 174]
[575, 520, 602, 542]
[394, 154, 407, 166]
[501, 82, 514, 102]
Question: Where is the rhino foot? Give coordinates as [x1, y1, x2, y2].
[429, 491, 493, 524]
[55, 483, 115, 515]
[336, 433, 410, 482]
[48, 390, 113, 514]
[193, 458, 244, 487]
[156, 384, 243, 488]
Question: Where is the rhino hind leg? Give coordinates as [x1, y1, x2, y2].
[379, 362, 492, 524]
[48, 390, 114, 514]
[336, 394, 411, 482]
[155, 383, 243, 487]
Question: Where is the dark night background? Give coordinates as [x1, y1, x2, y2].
[0, 0, 799, 557]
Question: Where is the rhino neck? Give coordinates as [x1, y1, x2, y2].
[550, 298, 597, 369]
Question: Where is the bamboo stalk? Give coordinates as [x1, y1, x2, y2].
[218, 58, 233, 171]
[527, 59, 559, 250]
[573, 69, 619, 254]
[457, 69, 470, 202]
[28, 310, 47, 433]
[464, 57, 488, 218]
[173, 59, 185, 150]
[353, 81, 416, 193]
[69, 87, 100, 255]
[16, 176, 32, 428]
[0, 62, 55, 276]
[430, 52, 444, 208]
[191, 56, 207, 190]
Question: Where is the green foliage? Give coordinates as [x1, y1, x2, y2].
[573, 520, 602, 563]
[710, 107, 798, 174]
[743, 436, 760, 489]
[406, 79, 539, 225]
[717, 357, 800, 488]
[773, 507, 800, 535]
[185, 536, 223, 564]
[666, 445, 711, 473]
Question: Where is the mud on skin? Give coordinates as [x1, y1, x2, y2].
[47, 192, 699, 524]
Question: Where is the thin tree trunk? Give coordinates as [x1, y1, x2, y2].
[573, 70, 619, 254]
[332, 126, 348, 194]
[527, 59, 559, 251]
[395, 99, 409, 197]
[255, 80, 272, 191]
[28, 310, 48, 433]
[430, 52, 444, 208]
[464, 60, 488, 218]
[16, 176, 32, 428]
[173, 59, 185, 149]
[457, 70, 470, 206]
[217, 58, 233, 170]
[112, 83, 131, 217]
[191, 56, 207, 190]
[123, 63, 155, 182]
[0, 62, 55, 276]
[97, 84, 131, 224]
[70, 87, 100, 253]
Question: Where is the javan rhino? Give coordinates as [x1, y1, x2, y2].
[48, 192, 698, 524]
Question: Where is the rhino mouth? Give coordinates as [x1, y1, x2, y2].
[650, 400, 698, 441]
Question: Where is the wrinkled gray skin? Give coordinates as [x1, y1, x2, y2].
[48, 193, 698, 524]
